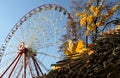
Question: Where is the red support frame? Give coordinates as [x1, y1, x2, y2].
[8, 53, 22, 78]
[33, 57, 44, 76]
[32, 56, 40, 77]
[23, 53, 27, 78]
[27, 57, 34, 78]
[0, 53, 21, 78]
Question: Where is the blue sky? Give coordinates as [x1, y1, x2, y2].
[0, 0, 70, 46]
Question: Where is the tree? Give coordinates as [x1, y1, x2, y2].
[50, 0, 120, 78]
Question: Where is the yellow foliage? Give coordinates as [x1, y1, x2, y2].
[79, 11, 87, 17]
[94, 7, 100, 17]
[111, 5, 119, 12]
[64, 49, 71, 56]
[96, 21, 104, 27]
[80, 17, 87, 26]
[87, 15, 94, 23]
[66, 40, 73, 52]
[87, 23, 95, 31]
[76, 11, 87, 17]
[75, 40, 85, 52]
[90, 6, 100, 17]
[79, 14, 94, 26]
[75, 11, 87, 17]
[63, 40, 74, 56]
[102, 13, 112, 20]
[79, 12, 94, 26]
[100, 15, 105, 21]
[64, 40, 86, 56]
[76, 4, 119, 32]
[108, 10, 114, 15]
[90, 6, 96, 13]
[88, 50, 94, 55]
[63, 39, 94, 59]
[104, 5, 119, 19]
[51, 66, 61, 70]
[105, 5, 118, 17]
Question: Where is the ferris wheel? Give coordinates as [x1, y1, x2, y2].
[0, 4, 73, 78]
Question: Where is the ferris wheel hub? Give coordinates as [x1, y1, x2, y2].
[18, 42, 36, 57]
[18, 42, 25, 50]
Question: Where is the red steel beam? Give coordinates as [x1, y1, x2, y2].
[27, 57, 34, 78]
[33, 57, 44, 76]
[0, 54, 20, 77]
[23, 53, 27, 78]
[32, 56, 40, 76]
[8, 53, 22, 78]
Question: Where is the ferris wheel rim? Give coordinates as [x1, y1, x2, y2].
[0, 4, 73, 54]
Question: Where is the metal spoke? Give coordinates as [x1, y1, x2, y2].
[8, 44, 18, 48]
[13, 35, 21, 43]
[37, 52, 62, 59]
[36, 58, 49, 72]
[32, 56, 40, 76]
[0, 56, 17, 69]
[8, 54, 22, 78]
[0, 54, 21, 77]
[26, 56, 34, 78]
[3, 51, 17, 56]
[16, 65, 23, 78]
[19, 26, 25, 41]
[34, 41, 62, 49]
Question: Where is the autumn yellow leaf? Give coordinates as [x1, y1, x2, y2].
[90, 6, 96, 13]
[51, 66, 61, 70]
[75, 40, 85, 52]
[66, 39, 73, 52]
[80, 17, 87, 26]
[79, 11, 87, 17]
[64, 49, 71, 56]
[111, 5, 119, 12]
[88, 50, 94, 55]
[96, 21, 104, 27]
[87, 23, 95, 31]
[90, 6, 100, 17]
[87, 15, 94, 23]
[63, 39, 74, 56]
[94, 7, 100, 17]
[63, 39, 94, 59]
